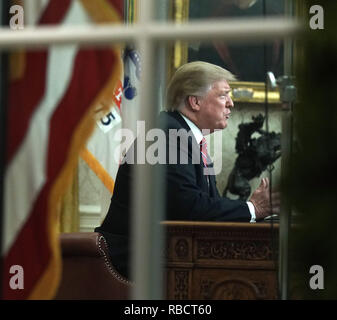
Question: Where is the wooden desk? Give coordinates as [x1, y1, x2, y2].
[163, 221, 279, 300]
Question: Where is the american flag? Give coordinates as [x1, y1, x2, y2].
[2, 0, 123, 299]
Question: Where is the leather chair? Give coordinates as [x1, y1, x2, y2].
[54, 232, 132, 300]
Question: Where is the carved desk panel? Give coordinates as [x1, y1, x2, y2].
[163, 221, 279, 300]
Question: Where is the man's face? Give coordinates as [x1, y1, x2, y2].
[196, 80, 234, 133]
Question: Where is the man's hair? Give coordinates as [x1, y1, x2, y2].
[166, 61, 236, 111]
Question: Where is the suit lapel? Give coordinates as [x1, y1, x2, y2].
[162, 111, 219, 197]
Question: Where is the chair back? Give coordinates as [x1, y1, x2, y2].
[54, 232, 132, 300]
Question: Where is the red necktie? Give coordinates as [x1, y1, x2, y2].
[200, 137, 208, 167]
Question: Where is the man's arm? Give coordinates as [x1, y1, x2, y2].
[164, 161, 251, 222]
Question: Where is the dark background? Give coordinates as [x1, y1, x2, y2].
[188, 0, 285, 82]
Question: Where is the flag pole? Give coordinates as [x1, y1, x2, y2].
[0, 0, 10, 301]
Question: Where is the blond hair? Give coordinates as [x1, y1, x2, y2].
[166, 61, 236, 111]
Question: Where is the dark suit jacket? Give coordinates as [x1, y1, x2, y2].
[95, 111, 251, 278]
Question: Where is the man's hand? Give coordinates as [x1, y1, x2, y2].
[249, 178, 280, 220]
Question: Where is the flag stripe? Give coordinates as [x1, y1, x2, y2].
[6, 0, 71, 164]
[6, 51, 47, 164]
[38, 0, 72, 25]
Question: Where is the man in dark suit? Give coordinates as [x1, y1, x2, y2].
[95, 61, 280, 279]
